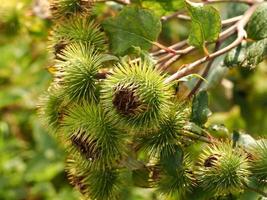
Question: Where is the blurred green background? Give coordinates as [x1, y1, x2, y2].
[0, 1, 266, 200]
[0, 0, 80, 199]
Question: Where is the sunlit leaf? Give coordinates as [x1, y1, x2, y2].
[186, 2, 221, 48]
[102, 7, 161, 56]
[133, 0, 185, 15]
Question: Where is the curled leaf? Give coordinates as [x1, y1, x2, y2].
[247, 3, 267, 40]
[224, 39, 267, 69]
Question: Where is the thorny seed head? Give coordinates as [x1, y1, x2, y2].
[101, 60, 173, 130]
[204, 154, 221, 168]
[50, 0, 94, 19]
[70, 131, 101, 161]
[112, 85, 143, 116]
[197, 142, 250, 195]
[54, 41, 68, 60]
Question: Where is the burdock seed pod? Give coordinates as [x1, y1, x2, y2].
[55, 42, 107, 103]
[66, 154, 124, 200]
[63, 103, 128, 169]
[197, 142, 250, 195]
[49, 0, 94, 20]
[38, 89, 68, 132]
[49, 16, 106, 60]
[249, 140, 267, 184]
[101, 60, 173, 130]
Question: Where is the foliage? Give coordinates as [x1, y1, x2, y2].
[247, 2, 267, 40]
[186, 1, 221, 48]
[103, 6, 162, 56]
[224, 39, 267, 69]
[132, 0, 185, 16]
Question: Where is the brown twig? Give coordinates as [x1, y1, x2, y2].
[152, 42, 176, 55]
[157, 54, 181, 70]
[187, 41, 221, 98]
[160, 0, 253, 22]
[182, 130, 212, 143]
[161, 11, 186, 21]
[111, 0, 130, 5]
[151, 40, 188, 57]
[203, 0, 257, 5]
[156, 24, 237, 68]
[167, 14, 242, 26]
[222, 15, 243, 26]
[164, 3, 260, 84]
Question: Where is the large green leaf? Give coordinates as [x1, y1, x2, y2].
[186, 2, 221, 48]
[102, 7, 161, 56]
[190, 90, 211, 126]
[133, 0, 185, 16]
[247, 3, 267, 40]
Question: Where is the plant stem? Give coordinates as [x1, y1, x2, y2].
[203, 0, 260, 5]
[164, 3, 260, 84]
[157, 24, 237, 68]
[182, 130, 212, 143]
[137, 14, 243, 67]
[187, 41, 221, 98]
[244, 184, 267, 197]
[152, 42, 176, 55]
[111, 0, 130, 5]
[163, 14, 242, 26]
[161, 11, 186, 21]
[151, 40, 188, 57]
[222, 15, 243, 26]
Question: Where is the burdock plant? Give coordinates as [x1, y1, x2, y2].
[39, 0, 267, 199]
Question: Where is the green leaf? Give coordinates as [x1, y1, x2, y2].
[224, 39, 267, 68]
[247, 3, 267, 40]
[226, 3, 249, 18]
[133, 0, 185, 16]
[102, 7, 161, 56]
[188, 20, 205, 48]
[186, 2, 221, 48]
[190, 90, 211, 126]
